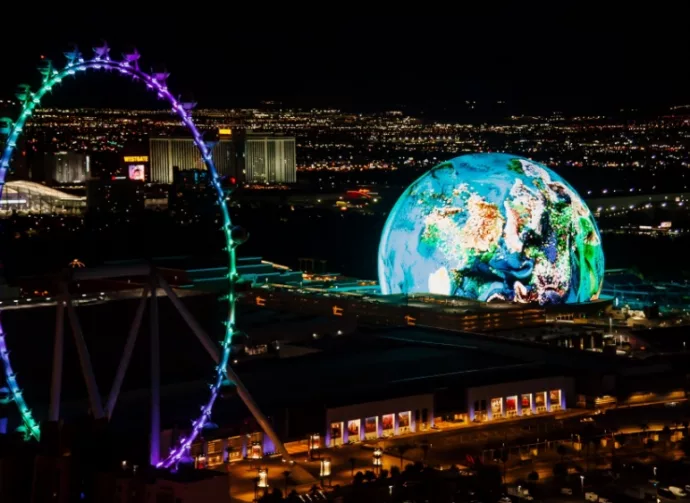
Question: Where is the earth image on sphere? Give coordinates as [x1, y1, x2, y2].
[378, 153, 605, 305]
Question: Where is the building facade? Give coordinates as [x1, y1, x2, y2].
[466, 376, 573, 422]
[244, 133, 296, 184]
[326, 394, 434, 447]
[44, 151, 89, 184]
[149, 138, 238, 184]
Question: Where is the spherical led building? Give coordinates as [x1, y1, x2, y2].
[378, 153, 605, 305]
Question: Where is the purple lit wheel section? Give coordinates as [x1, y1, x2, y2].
[0, 57, 237, 467]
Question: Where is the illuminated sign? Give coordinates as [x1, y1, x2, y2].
[332, 305, 343, 316]
[404, 315, 416, 326]
[128, 164, 145, 181]
[123, 155, 149, 163]
[218, 128, 232, 136]
[255, 296, 266, 306]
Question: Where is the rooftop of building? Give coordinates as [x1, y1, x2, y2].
[2, 180, 85, 201]
[213, 330, 565, 413]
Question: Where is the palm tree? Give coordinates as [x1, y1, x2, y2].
[419, 439, 431, 462]
[500, 449, 509, 486]
[393, 443, 415, 469]
[640, 423, 649, 441]
[282, 470, 291, 494]
[557, 444, 567, 462]
[583, 423, 596, 472]
[609, 427, 619, 459]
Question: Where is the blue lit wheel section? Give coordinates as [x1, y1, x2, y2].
[0, 45, 239, 469]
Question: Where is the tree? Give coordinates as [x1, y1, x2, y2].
[282, 470, 291, 494]
[553, 463, 568, 478]
[393, 443, 415, 469]
[640, 423, 649, 440]
[420, 439, 432, 462]
[499, 449, 509, 486]
[680, 437, 690, 458]
[557, 444, 567, 462]
[476, 464, 503, 491]
[582, 423, 596, 472]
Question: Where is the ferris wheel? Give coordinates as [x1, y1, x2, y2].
[0, 43, 289, 469]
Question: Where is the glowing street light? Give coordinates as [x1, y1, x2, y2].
[257, 467, 269, 489]
[373, 447, 383, 471]
[309, 433, 321, 459]
[320, 457, 331, 486]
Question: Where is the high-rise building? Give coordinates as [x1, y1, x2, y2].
[149, 137, 238, 184]
[244, 133, 296, 184]
[44, 151, 89, 184]
[149, 131, 297, 185]
[168, 167, 218, 224]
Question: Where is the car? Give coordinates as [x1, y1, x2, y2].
[669, 487, 687, 498]
[585, 492, 598, 502]
[657, 488, 677, 500]
[561, 488, 573, 496]
[498, 496, 511, 503]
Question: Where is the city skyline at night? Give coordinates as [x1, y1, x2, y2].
[0, 9, 688, 503]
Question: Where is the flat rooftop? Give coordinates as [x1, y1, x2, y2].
[223, 331, 554, 411]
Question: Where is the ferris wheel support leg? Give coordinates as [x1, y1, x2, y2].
[155, 274, 219, 364]
[155, 273, 292, 462]
[150, 277, 161, 467]
[48, 296, 65, 422]
[65, 297, 105, 420]
[105, 287, 150, 420]
[223, 363, 292, 462]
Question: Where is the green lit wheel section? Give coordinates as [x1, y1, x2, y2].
[0, 45, 239, 469]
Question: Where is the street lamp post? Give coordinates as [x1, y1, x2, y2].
[580, 474, 585, 500]
[320, 457, 331, 487]
[373, 447, 383, 473]
[257, 467, 269, 497]
[253, 476, 260, 503]
[309, 433, 321, 460]
[225, 461, 232, 501]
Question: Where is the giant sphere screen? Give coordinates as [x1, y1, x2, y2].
[377, 153, 605, 305]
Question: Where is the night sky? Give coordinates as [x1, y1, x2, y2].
[2, 7, 688, 112]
